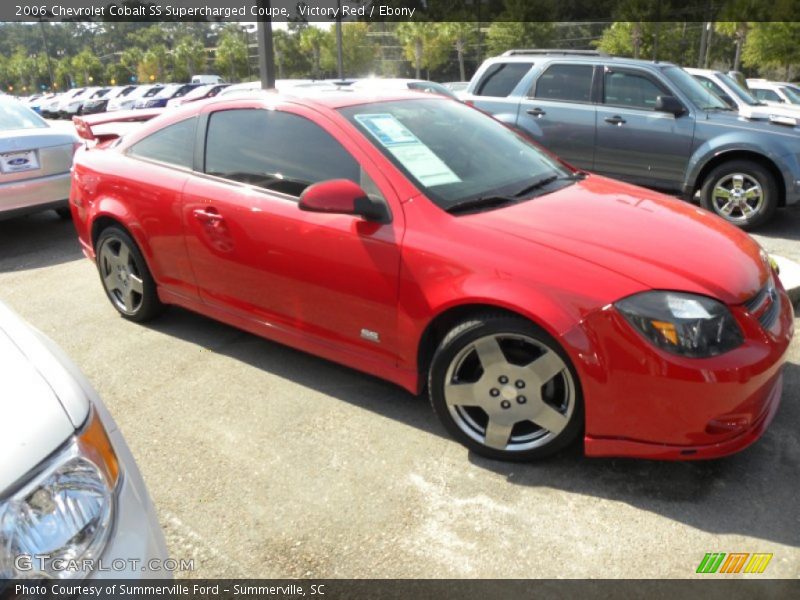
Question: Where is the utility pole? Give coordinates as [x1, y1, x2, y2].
[256, 0, 276, 89]
[38, 19, 55, 89]
[335, 0, 344, 80]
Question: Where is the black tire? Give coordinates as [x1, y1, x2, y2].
[428, 314, 583, 461]
[700, 160, 778, 230]
[55, 207, 72, 220]
[95, 226, 164, 322]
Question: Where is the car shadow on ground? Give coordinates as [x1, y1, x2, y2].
[754, 207, 800, 242]
[0, 212, 83, 272]
[146, 305, 800, 549]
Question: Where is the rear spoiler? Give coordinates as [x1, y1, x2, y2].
[72, 109, 164, 142]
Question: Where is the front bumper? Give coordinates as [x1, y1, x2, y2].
[566, 284, 793, 460]
[0, 171, 70, 219]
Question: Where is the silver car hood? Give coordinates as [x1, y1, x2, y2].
[0, 301, 90, 492]
[0, 128, 77, 153]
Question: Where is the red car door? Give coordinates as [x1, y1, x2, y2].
[181, 102, 405, 364]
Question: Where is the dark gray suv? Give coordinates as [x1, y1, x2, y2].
[466, 50, 800, 229]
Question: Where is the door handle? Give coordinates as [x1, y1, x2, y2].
[526, 107, 546, 117]
[192, 207, 223, 224]
[604, 116, 626, 126]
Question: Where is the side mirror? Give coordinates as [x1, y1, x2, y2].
[655, 95, 686, 116]
[299, 179, 390, 224]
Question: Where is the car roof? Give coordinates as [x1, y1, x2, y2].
[483, 53, 678, 69]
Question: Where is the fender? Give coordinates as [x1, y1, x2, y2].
[88, 196, 156, 270]
[683, 132, 795, 198]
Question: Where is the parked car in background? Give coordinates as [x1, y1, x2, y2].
[58, 87, 110, 119]
[191, 74, 224, 85]
[443, 81, 470, 99]
[69, 91, 791, 462]
[349, 78, 459, 99]
[40, 91, 74, 119]
[746, 79, 800, 106]
[0, 300, 169, 580]
[687, 68, 800, 122]
[27, 93, 56, 114]
[81, 85, 138, 115]
[0, 96, 77, 220]
[107, 84, 163, 112]
[166, 83, 229, 107]
[134, 83, 202, 109]
[465, 49, 800, 229]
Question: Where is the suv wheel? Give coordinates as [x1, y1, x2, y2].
[428, 315, 583, 461]
[700, 160, 777, 230]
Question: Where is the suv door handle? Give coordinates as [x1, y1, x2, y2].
[526, 107, 546, 117]
[192, 207, 223, 224]
[604, 116, 626, 126]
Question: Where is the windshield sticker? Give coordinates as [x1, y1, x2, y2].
[355, 113, 461, 186]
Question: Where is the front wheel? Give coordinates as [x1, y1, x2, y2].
[700, 160, 778, 230]
[428, 315, 583, 461]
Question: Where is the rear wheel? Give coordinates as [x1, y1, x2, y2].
[700, 160, 778, 230]
[428, 315, 583, 461]
[96, 226, 163, 322]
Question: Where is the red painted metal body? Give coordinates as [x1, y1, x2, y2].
[70, 92, 793, 459]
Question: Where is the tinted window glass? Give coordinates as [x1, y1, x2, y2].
[694, 76, 726, 98]
[128, 118, 195, 168]
[475, 62, 532, 97]
[753, 88, 781, 102]
[535, 64, 593, 103]
[604, 70, 666, 109]
[205, 109, 360, 196]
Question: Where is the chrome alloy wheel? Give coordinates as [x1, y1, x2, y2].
[711, 173, 764, 223]
[98, 236, 144, 315]
[443, 333, 575, 452]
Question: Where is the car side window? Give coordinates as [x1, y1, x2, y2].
[696, 77, 726, 98]
[603, 70, 666, 110]
[204, 108, 365, 198]
[534, 64, 593, 103]
[474, 62, 533, 97]
[128, 118, 195, 169]
[753, 88, 781, 102]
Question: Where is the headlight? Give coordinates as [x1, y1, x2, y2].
[616, 291, 744, 358]
[0, 409, 119, 579]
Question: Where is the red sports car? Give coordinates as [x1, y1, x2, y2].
[70, 92, 793, 461]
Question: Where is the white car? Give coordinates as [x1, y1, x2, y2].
[347, 78, 460, 100]
[0, 300, 169, 580]
[746, 79, 800, 107]
[687, 68, 800, 123]
[57, 87, 108, 119]
[107, 85, 163, 112]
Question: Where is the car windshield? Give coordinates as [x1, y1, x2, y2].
[183, 84, 214, 100]
[0, 100, 48, 131]
[143, 86, 164, 98]
[663, 67, 729, 111]
[154, 85, 182, 98]
[779, 86, 800, 104]
[339, 98, 573, 212]
[718, 73, 761, 106]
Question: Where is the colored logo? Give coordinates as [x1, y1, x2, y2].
[8, 158, 29, 166]
[696, 552, 773, 574]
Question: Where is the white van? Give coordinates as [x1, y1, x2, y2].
[191, 75, 224, 85]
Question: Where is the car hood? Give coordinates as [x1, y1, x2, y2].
[465, 175, 768, 305]
[703, 109, 800, 136]
[0, 301, 90, 492]
[0, 128, 77, 152]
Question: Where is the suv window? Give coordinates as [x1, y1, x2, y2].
[694, 76, 727, 100]
[128, 118, 195, 169]
[474, 62, 532, 97]
[204, 109, 360, 196]
[603, 70, 666, 110]
[534, 64, 593, 103]
[753, 88, 781, 103]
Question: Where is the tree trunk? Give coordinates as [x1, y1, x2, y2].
[415, 38, 422, 79]
[632, 22, 641, 60]
[698, 22, 709, 68]
[457, 40, 465, 81]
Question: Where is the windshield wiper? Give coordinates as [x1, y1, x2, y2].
[445, 195, 516, 214]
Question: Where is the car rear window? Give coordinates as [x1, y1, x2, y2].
[128, 118, 195, 169]
[474, 62, 532, 97]
[534, 64, 593, 103]
[0, 100, 48, 131]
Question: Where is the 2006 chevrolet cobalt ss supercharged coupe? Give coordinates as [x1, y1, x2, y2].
[69, 92, 793, 461]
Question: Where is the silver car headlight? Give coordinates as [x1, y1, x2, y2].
[616, 291, 744, 358]
[0, 409, 119, 579]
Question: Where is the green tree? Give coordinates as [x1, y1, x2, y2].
[139, 45, 170, 83]
[71, 48, 103, 86]
[743, 22, 800, 79]
[173, 36, 207, 81]
[395, 22, 452, 80]
[321, 23, 377, 77]
[299, 27, 331, 79]
[485, 22, 556, 56]
[215, 26, 248, 83]
[443, 22, 478, 81]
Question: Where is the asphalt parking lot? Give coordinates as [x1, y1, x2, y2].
[1, 133, 799, 579]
